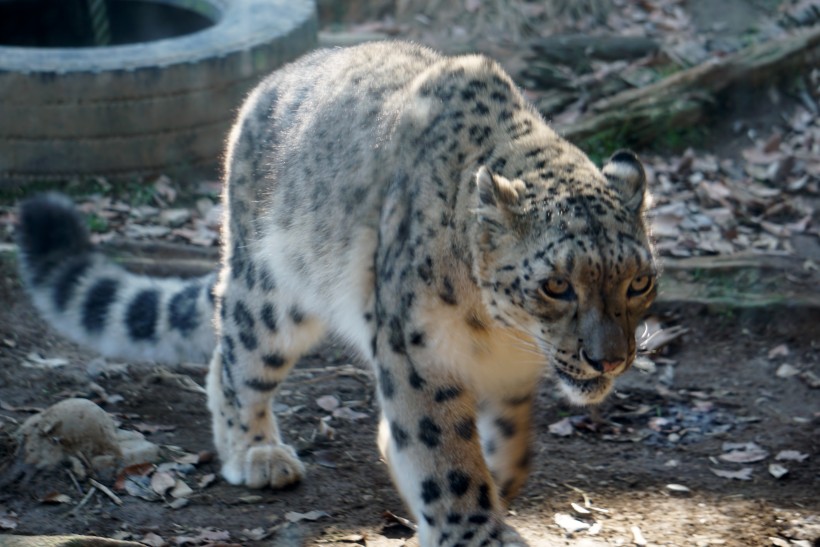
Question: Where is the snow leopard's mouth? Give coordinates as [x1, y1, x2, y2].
[554, 367, 614, 404]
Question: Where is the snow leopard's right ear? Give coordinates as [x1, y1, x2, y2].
[476, 166, 525, 209]
[601, 150, 647, 213]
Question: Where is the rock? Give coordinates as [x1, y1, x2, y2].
[15, 398, 160, 475]
[117, 429, 160, 466]
[17, 398, 122, 471]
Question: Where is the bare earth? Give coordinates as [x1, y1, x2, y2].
[1, 252, 818, 546]
[1, 1, 819, 545]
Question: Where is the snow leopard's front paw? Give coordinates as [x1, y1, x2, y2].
[423, 518, 528, 547]
[220, 443, 305, 489]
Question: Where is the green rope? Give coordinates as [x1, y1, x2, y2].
[86, 0, 111, 46]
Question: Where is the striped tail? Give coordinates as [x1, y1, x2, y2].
[17, 194, 217, 364]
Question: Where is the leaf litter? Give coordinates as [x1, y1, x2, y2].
[0, 3, 817, 545]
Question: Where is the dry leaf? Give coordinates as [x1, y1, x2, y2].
[41, 492, 73, 504]
[548, 417, 574, 437]
[198, 473, 217, 489]
[173, 528, 230, 545]
[719, 442, 768, 463]
[632, 526, 648, 546]
[242, 528, 274, 541]
[170, 479, 194, 499]
[767, 344, 790, 359]
[800, 370, 820, 388]
[332, 406, 368, 420]
[775, 450, 809, 462]
[115, 462, 156, 491]
[775, 364, 801, 378]
[151, 471, 176, 496]
[554, 512, 590, 533]
[710, 467, 753, 480]
[134, 423, 177, 435]
[0, 512, 19, 530]
[316, 395, 340, 411]
[141, 532, 166, 547]
[22, 352, 68, 369]
[666, 484, 691, 495]
[285, 510, 329, 523]
[124, 475, 161, 501]
[768, 463, 789, 479]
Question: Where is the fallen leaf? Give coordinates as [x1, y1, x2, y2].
[382, 510, 417, 531]
[170, 479, 194, 499]
[775, 364, 801, 378]
[22, 352, 68, 369]
[167, 498, 189, 510]
[0, 512, 19, 530]
[159, 208, 191, 228]
[124, 223, 171, 239]
[632, 525, 647, 546]
[198, 473, 217, 489]
[314, 450, 338, 469]
[316, 395, 340, 412]
[666, 484, 691, 496]
[285, 510, 329, 523]
[710, 467, 753, 480]
[173, 528, 230, 546]
[332, 407, 368, 420]
[151, 471, 176, 496]
[548, 417, 574, 437]
[238, 495, 263, 504]
[124, 475, 161, 501]
[153, 175, 177, 204]
[134, 423, 177, 435]
[775, 450, 809, 462]
[800, 370, 820, 389]
[140, 532, 165, 547]
[40, 492, 73, 504]
[242, 527, 274, 541]
[767, 344, 790, 359]
[115, 462, 156, 491]
[554, 512, 590, 533]
[719, 442, 768, 463]
[768, 463, 789, 479]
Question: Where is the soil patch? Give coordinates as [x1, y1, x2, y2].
[1, 252, 818, 545]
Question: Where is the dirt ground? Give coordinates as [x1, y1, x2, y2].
[1, 1, 819, 546]
[1, 254, 818, 547]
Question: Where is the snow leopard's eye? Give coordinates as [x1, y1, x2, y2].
[628, 275, 654, 297]
[539, 277, 575, 301]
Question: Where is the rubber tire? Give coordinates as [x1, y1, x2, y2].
[0, 0, 318, 183]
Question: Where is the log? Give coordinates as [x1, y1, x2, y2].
[559, 25, 820, 143]
[100, 238, 218, 277]
[529, 34, 660, 66]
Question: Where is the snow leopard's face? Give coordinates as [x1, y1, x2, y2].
[472, 151, 657, 404]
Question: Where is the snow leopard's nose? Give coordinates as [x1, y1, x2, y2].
[580, 349, 625, 374]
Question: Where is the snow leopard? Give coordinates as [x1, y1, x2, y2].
[17, 42, 657, 546]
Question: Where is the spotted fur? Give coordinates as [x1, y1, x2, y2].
[17, 42, 657, 546]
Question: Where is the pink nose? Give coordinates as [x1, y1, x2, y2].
[601, 359, 625, 373]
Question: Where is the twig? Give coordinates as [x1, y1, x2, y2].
[66, 468, 84, 496]
[562, 483, 592, 507]
[89, 478, 123, 506]
[69, 487, 97, 516]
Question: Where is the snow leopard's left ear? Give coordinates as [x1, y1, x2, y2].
[602, 150, 647, 213]
[475, 166, 525, 209]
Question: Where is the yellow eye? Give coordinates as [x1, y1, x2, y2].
[541, 277, 574, 300]
[628, 275, 654, 297]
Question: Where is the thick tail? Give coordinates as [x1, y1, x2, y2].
[17, 193, 217, 364]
